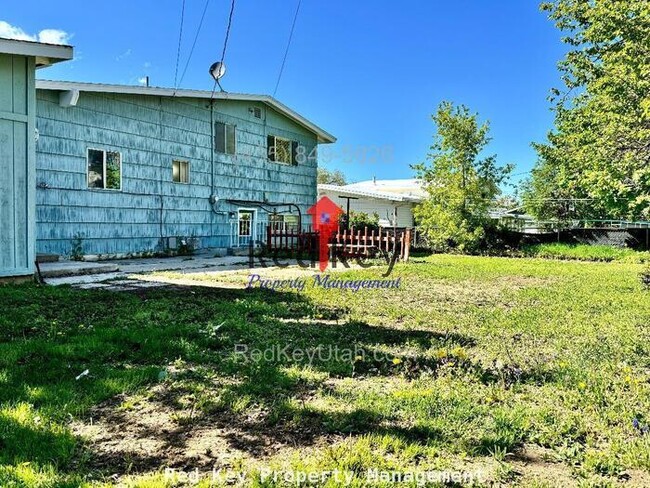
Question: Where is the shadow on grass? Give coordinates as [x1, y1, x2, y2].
[0, 282, 549, 478]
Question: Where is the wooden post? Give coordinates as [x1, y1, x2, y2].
[404, 228, 411, 261]
[336, 225, 340, 259]
[267, 224, 272, 251]
[378, 227, 382, 255]
[357, 228, 362, 258]
[363, 226, 368, 256]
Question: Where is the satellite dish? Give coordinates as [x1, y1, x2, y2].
[209, 61, 226, 81]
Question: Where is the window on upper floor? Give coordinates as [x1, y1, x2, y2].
[267, 135, 299, 165]
[87, 148, 121, 190]
[215, 122, 236, 155]
[172, 160, 190, 183]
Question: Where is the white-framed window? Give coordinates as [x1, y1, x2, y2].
[172, 160, 190, 183]
[87, 148, 121, 190]
[215, 122, 236, 155]
[270, 213, 299, 230]
[267, 135, 298, 165]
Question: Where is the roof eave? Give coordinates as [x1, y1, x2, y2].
[35, 79, 336, 143]
[318, 184, 421, 203]
[0, 38, 73, 68]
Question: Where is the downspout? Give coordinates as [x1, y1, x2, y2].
[210, 102, 215, 192]
[210, 100, 215, 241]
[159, 96, 164, 247]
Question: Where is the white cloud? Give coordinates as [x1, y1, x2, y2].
[116, 48, 132, 61]
[38, 28, 71, 45]
[0, 21, 33, 41]
[0, 20, 71, 45]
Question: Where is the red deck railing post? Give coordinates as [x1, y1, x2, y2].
[404, 228, 411, 261]
[363, 226, 368, 255]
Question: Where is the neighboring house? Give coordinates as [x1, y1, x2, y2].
[0, 38, 72, 279]
[34, 80, 336, 257]
[318, 178, 425, 228]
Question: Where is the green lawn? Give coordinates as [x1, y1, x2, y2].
[1, 254, 650, 487]
[521, 243, 650, 263]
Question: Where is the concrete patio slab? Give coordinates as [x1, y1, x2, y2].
[38, 261, 120, 278]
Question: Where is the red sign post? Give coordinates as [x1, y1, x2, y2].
[306, 196, 344, 272]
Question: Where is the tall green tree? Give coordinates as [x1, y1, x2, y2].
[524, 0, 650, 221]
[317, 167, 347, 186]
[414, 102, 511, 252]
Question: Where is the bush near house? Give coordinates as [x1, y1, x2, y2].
[346, 210, 380, 230]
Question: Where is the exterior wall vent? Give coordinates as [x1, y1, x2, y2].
[251, 107, 262, 119]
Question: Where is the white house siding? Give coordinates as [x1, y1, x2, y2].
[319, 189, 416, 228]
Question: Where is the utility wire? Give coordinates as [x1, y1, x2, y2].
[173, 0, 186, 89]
[177, 0, 212, 91]
[215, 0, 236, 93]
[220, 0, 236, 64]
[273, 0, 301, 97]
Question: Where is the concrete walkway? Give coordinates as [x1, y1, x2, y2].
[40, 253, 254, 291]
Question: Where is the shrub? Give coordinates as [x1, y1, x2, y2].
[347, 211, 380, 231]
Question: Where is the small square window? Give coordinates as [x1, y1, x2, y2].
[172, 160, 190, 183]
[267, 135, 299, 165]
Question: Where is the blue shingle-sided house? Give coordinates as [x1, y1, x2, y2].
[34, 80, 336, 258]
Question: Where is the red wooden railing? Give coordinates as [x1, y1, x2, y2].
[267, 225, 411, 261]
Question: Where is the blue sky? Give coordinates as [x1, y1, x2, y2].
[2, 1, 566, 190]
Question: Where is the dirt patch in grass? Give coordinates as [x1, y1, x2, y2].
[402, 275, 556, 310]
[506, 445, 578, 487]
[72, 380, 337, 479]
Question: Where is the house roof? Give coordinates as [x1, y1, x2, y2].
[345, 178, 426, 198]
[319, 178, 426, 203]
[35, 79, 336, 144]
[318, 183, 423, 203]
[0, 38, 73, 68]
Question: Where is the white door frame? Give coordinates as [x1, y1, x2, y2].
[237, 208, 257, 247]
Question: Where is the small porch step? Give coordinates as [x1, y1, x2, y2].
[36, 253, 60, 263]
[228, 247, 252, 257]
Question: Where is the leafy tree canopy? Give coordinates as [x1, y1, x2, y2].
[317, 167, 347, 186]
[413, 102, 512, 252]
[523, 0, 650, 221]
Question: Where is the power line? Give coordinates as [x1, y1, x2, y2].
[173, 0, 186, 89]
[220, 0, 236, 64]
[215, 0, 236, 93]
[177, 0, 212, 91]
[273, 0, 301, 97]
